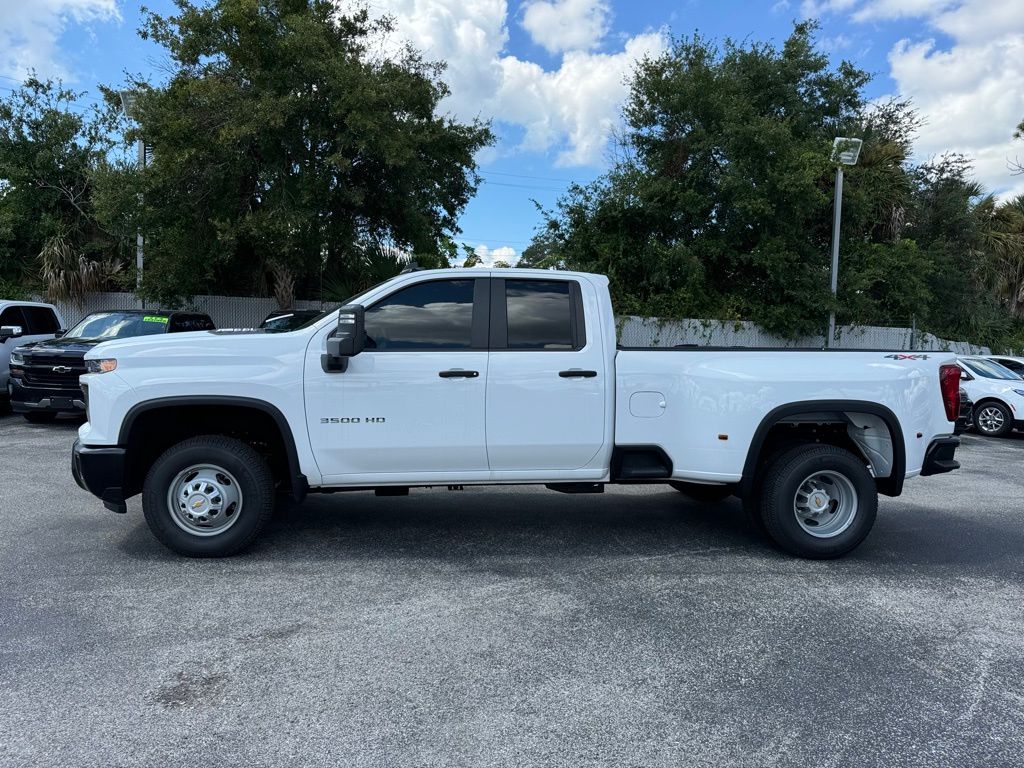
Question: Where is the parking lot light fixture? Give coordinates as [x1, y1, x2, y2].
[119, 90, 145, 297]
[826, 137, 863, 349]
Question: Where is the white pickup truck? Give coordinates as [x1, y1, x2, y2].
[72, 268, 962, 559]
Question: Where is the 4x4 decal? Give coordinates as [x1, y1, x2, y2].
[884, 354, 930, 360]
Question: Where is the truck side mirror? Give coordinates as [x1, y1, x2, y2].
[54, 329, 66, 338]
[323, 305, 366, 372]
[0, 325, 23, 341]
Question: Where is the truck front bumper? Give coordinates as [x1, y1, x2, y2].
[10, 377, 86, 414]
[72, 439, 128, 513]
[919, 436, 960, 477]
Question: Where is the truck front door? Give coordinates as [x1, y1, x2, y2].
[304, 277, 490, 483]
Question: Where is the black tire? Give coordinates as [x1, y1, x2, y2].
[973, 400, 1014, 437]
[669, 481, 733, 502]
[24, 411, 57, 423]
[142, 435, 275, 557]
[759, 444, 877, 559]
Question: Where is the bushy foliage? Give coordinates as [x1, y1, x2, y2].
[533, 23, 1024, 348]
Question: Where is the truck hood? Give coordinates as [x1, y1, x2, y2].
[16, 336, 104, 357]
[83, 329, 306, 363]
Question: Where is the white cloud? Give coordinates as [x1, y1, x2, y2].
[497, 32, 665, 165]
[459, 244, 519, 267]
[0, 0, 120, 81]
[521, 0, 610, 55]
[812, 0, 1024, 199]
[347, 0, 665, 167]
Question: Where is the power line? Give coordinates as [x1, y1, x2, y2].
[480, 169, 578, 184]
[479, 179, 566, 192]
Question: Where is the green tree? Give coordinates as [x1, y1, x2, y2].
[537, 23, 875, 335]
[98, 0, 493, 305]
[0, 78, 122, 300]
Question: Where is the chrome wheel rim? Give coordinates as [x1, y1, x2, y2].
[793, 470, 858, 539]
[167, 464, 243, 537]
[976, 406, 1005, 434]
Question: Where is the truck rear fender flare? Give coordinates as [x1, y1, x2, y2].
[740, 400, 906, 498]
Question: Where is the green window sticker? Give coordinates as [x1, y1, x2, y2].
[143, 315, 169, 324]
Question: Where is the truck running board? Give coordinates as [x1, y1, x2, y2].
[545, 483, 604, 494]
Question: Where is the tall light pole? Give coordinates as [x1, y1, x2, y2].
[826, 136, 863, 348]
[118, 90, 145, 294]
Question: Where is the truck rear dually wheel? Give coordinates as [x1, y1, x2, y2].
[142, 436, 275, 557]
[759, 444, 877, 559]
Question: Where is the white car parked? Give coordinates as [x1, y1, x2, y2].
[957, 356, 1024, 437]
[986, 355, 1024, 378]
[0, 300, 65, 402]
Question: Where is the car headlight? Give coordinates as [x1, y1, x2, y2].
[85, 358, 117, 374]
[10, 350, 25, 365]
[1014, 389, 1024, 398]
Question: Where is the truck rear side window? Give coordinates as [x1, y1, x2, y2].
[365, 279, 475, 350]
[505, 280, 575, 350]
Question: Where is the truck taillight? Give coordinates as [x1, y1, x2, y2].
[939, 364, 961, 422]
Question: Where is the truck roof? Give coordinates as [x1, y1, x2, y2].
[0, 299, 60, 310]
[83, 309, 210, 317]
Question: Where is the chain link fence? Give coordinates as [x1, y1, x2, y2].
[40, 293, 991, 354]
[41, 292, 328, 331]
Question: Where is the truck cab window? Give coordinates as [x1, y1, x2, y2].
[364, 279, 475, 350]
[505, 280, 575, 350]
[23, 307, 60, 334]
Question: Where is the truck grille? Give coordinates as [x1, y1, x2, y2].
[21, 360, 86, 390]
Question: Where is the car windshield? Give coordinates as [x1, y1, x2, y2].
[66, 312, 171, 340]
[961, 358, 1022, 380]
[260, 311, 321, 332]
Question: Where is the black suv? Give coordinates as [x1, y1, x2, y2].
[9, 310, 215, 422]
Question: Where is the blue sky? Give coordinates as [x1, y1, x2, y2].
[2, 0, 1021, 264]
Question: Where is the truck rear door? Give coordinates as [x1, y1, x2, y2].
[485, 277, 606, 472]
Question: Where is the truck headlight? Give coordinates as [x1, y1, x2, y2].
[85, 358, 118, 374]
[10, 350, 25, 365]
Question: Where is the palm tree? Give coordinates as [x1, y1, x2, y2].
[38, 228, 120, 307]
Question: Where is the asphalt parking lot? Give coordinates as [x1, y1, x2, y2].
[2, 413, 1023, 767]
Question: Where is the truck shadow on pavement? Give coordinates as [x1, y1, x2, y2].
[114, 480, 1024, 577]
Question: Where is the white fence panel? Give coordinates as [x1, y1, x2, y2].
[39, 293, 991, 354]
[40, 293, 327, 331]
[617, 315, 990, 354]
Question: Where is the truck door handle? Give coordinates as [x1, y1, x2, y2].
[559, 370, 597, 378]
[438, 369, 479, 378]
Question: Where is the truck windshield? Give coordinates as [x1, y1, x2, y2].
[66, 312, 171, 340]
[961, 358, 1022, 380]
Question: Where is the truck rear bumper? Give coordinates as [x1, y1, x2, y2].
[72, 439, 128, 513]
[919, 436, 960, 477]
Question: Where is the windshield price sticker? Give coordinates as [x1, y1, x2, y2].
[143, 315, 169, 324]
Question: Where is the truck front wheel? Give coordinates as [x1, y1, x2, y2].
[142, 436, 275, 557]
[759, 444, 877, 559]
